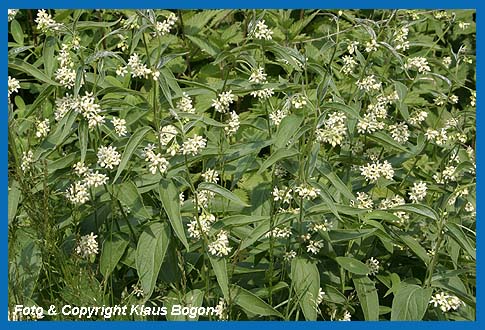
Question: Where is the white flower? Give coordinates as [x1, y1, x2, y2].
[360, 160, 394, 182]
[75, 232, 99, 258]
[111, 117, 127, 137]
[212, 90, 236, 113]
[126, 53, 152, 78]
[131, 284, 144, 298]
[294, 184, 320, 200]
[176, 92, 195, 113]
[356, 192, 373, 209]
[340, 310, 352, 321]
[182, 135, 207, 156]
[284, 250, 297, 261]
[155, 12, 177, 35]
[35, 9, 63, 32]
[388, 122, 409, 144]
[35, 119, 50, 138]
[265, 226, 292, 239]
[214, 298, 228, 320]
[193, 189, 215, 210]
[187, 213, 216, 239]
[470, 91, 476, 107]
[84, 170, 108, 188]
[309, 219, 332, 232]
[291, 94, 307, 109]
[116, 66, 128, 76]
[20, 150, 34, 172]
[272, 186, 292, 203]
[458, 21, 470, 30]
[77, 92, 104, 129]
[341, 55, 357, 74]
[208, 230, 232, 257]
[160, 125, 178, 146]
[224, 111, 240, 136]
[201, 169, 219, 183]
[316, 288, 326, 305]
[366, 257, 380, 275]
[269, 109, 288, 126]
[316, 111, 347, 147]
[408, 111, 428, 125]
[347, 41, 359, 54]
[65, 181, 89, 205]
[55, 66, 76, 89]
[357, 114, 385, 134]
[8, 76, 20, 97]
[430, 291, 464, 312]
[252, 20, 273, 40]
[73, 161, 89, 176]
[442, 56, 452, 68]
[405, 57, 431, 73]
[144, 148, 169, 174]
[449, 94, 459, 104]
[250, 88, 274, 99]
[356, 75, 381, 92]
[249, 66, 267, 83]
[306, 240, 324, 254]
[8, 9, 19, 22]
[97, 146, 121, 169]
[409, 181, 427, 203]
[365, 39, 378, 52]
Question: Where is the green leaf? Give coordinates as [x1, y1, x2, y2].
[113, 126, 152, 182]
[218, 215, 269, 227]
[10, 20, 24, 45]
[400, 235, 430, 265]
[291, 257, 320, 320]
[231, 285, 284, 318]
[198, 182, 250, 207]
[43, 36, 56, 77]
[78, 121, 88, 163]
[186, 35, 220, 57]
[445, 223, 476, 260]
[8, 180, 21, 224]
[100, 232, 130, 278]
[391, 284, 432, 320]
[209, 255, 229, 299]
[274, 114, 304, 149]
[9, 58, 60, 86]
[136, 222, 171, 298]
[323, 102, 360, 119]
[317, 162, 355, 200]
[353, 275, 379, 320]
[369, 131, 409, 153]
[327, 229, 377, 243]
[258, 148, 298, 174]
[113, 181, 151, 220]
[159, 178, 189, 250]
[335, 257, 370, 275]
[390, 204, 438, 221]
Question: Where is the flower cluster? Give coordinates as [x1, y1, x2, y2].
[429, 292, 464, 312]
[75, 232, 99, 258]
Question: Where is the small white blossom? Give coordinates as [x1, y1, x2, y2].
[405, 57, 431, 73]
[388, 122, 409, 144]
[155, 12, 177, 35]
[269, 109, 288, 126]
[176, 92, 196, 113]
[366, 257, 380, 276]
[249, 66, 267, 83]
[306, 240, 324, 254]
[356, 75, 382, 92]
[65, 181, 89, 205]
[20, 150, 34, 172]
[208, 230, 232, 257]
[294, 184, 320, 200]
[201, 169, 219, 183]
[272, 186, 292, 204]
[35, 119, 50, 138]
[160, 125, 178, 146]
[75, 232, 99, 258]
[224, 111, 240, 136]
[365, 39, 378, 52]
[212, 90, 236, 113]
[252, 20, 273, 40]
[97, 146, 121, 169]
[111, 117, 127, 137]
[8, 76, 20, 97]
[182, 135, 207, 156]
[409, 181, 427, 203]
[360, 160, 394, 182]
[35, 9, 63, 32]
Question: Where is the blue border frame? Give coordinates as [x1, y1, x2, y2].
[3, 1, 480, 329]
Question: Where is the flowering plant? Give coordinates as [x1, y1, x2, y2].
[8, 9, 475, 321]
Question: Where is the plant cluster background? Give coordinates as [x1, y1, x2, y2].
[8, 9, 476, 321]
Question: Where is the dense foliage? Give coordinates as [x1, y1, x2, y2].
[8, 9, 475, 321]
